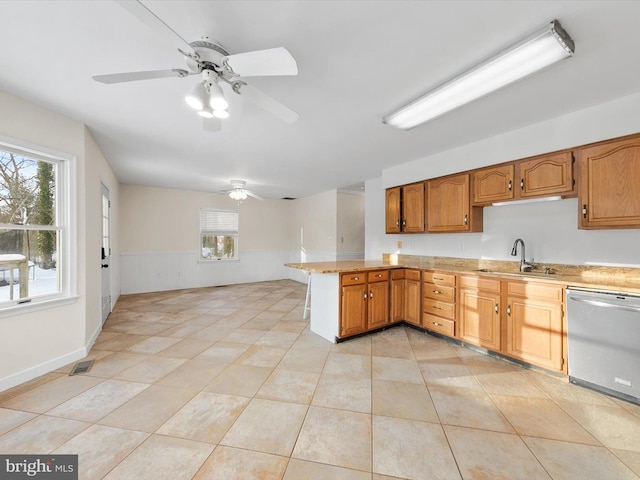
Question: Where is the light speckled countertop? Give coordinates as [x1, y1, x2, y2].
[285, 255, 640, 295]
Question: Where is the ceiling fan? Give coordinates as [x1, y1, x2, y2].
[92, 0, 299, 131]
[223, 180, 263, 201]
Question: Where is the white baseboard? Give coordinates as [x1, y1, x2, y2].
[0, 346, 88, 392]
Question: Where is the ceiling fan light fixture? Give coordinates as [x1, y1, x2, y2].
[208, 82, 229, 111]
[213, 109, 229, 119]
[185, 82, 208, 110]
[229, 189, 248, 201]
[196, 105, 215, 118]
[383, 19, 575, 130]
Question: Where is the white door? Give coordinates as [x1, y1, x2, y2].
[100, 183, 111, 323]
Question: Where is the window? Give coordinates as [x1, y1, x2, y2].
[200, 208, 238, 261]
[0, 136, 74, 311]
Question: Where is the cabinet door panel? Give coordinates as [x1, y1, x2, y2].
[402, 182, 425, 232]
[340, 284, 367, 337]
[404, 278, 421, 326]
[459, 289, 501, 350]
[427, 174, 470, 232]
[579, 136, 640, 229]
[473, 165, 514, 204]
[385, 187, 401, 233]
[368, 281, 389, 329]
[519, 151, 574, 198]
[505, 297, 563, 371]
[391, 279, 404, 323]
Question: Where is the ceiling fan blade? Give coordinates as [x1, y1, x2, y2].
[92, 68, 191, 84]
[115, 0, 195, 55]
[203, 117, 221, 132]
[226, 47, 298, 77]
[246, 191, 264, 200]
[234, 83, 299, 124]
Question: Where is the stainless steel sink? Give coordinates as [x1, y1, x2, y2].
[474, 268, 557, 278]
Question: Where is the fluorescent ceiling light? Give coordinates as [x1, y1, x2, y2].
[383, 20, 574, 130]
[492, 195, 562, 207]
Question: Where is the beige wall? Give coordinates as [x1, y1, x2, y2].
[120, 185, 290, 253]
[0, 90, 119, 388]
[289, 189, 338, 260]
[337, 192, 365, 257]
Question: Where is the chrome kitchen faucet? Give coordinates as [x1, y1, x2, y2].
[511, 238, 534, 272]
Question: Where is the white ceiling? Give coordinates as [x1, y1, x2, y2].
[1, 1, 639, 199]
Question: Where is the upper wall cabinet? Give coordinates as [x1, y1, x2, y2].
[472, 151, 575, 205]
[579, 134, 640, 229]
[385, 182, 425, 234]
[427, 174, 482, 232]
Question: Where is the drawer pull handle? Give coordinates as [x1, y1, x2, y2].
[508, 180, 512, 191]
[363, 293, 368, 300]
[376, 274, 382, 278]
[432, 321, 443, 327]
[432, 306, 442, 310]
[464, 214, 468, 225]
[352, 276, 359, 281]
[507, 305, 511, 316]
[433, 277, 444, 281]
[495, 303, 499, 313]
[369, 290, 374, 299]
[433, 289, 442, 294]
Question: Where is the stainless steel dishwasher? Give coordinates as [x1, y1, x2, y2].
[566, 287, 640, 405]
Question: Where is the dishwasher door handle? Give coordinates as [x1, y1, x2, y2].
[569, 296, 640, 314]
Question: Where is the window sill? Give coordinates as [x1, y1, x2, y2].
[197, 258, 240, 264]
[0, 295, 79, 319]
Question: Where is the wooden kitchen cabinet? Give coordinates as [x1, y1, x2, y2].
[340, 270, 389, 338]
[518, 151, 575, 198]
[422, 271, 456, 336]
[427, 174, 482, 232]
[390, 269, 421, 326]
[504, 281, 565, 372]
[385, 182, 425, 233]
[578, 134, 640, 229]
[458, 275, 501, 351]
[473, 164, 515, 204]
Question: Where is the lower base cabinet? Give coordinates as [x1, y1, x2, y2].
[458, 275, 501, 351]
[340, 270, 390, 338]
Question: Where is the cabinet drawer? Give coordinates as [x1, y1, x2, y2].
[423, 299, 455, 320]
[368, 270, 389, 283]
[507, 281, 563, 302]
[423, 314, 455, 336]
[423, 284, 455, 302]
[341, 273, 366, 286]
[405, 269, 421, 281]
[459, 275, 501, 292]
[423, 271, 456, 286]
[391, 269, 405, 280]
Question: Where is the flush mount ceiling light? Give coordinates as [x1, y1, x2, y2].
[383, 20, 575, 130]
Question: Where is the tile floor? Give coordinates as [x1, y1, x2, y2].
[1, 279, 640, 479]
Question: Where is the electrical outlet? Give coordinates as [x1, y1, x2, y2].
[397, 241, 402, 248]
[459, 242, 465, 251]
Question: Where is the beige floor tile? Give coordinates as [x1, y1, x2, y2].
[293, 332, 333, 350]
[98, 385, 196, 432]
[103, 434, 213, 480]
[0, 372, 65, 404]
[411, 343, 461, 362]
[94, 333, 149, 351]
[445, 425, 550, 480]
[156, 338, 216, 359]
[46, 379, 149, 422]
[255, 331, 300, 348]
[53, 424, 148, 480]
[372, 379, 438, 423]
[55, 350, 114, 374]
[257, 368, 320, 404]
[126, 335, 182, 354]
[323, 352, 371, 379]
[222, 398, 307, 456]
[284, 458, 372, 480]
[156, 358, 227, 390]
[279, 346, 330, 373]
[193, 324, 236, 342]
[611, 449, 640, 476]
[0, 408, 37, 435]
[193, 445, 288, 480]
[0, 415, 89, 453]
[331, 336, 372, 356]
[161, 323, 206, 338]
[372, 356, 423, 384]
[203, 364, 273, 397]
[271, 320, 308, 333]
[524, 371, 619, 406]
[196, 341, 250, 363]
[1, 375, 104, 413]
[418, 358, 483, 391]
[113, 356, 186, 383]
[235, 345, 288, 368]
[429, 384, 514, 433]
[223, 328, 268, 344]
[556, 401, 640, 451]
[492, 394, 599, 445]
[523, 436, 638, 480]
[461, 352, 520, 375]
[371, 338, 414, 359]
[127, 321, 176, 336]
[312, 374, 371, 413]
[476, 371, 547, 397]
[373, 416, 460, 480]
[84, 352, 150, 378]
[158, 391, 249, 443]
[293, 406, 371, 472]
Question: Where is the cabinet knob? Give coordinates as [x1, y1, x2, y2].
[432, 321, 443, 327]
[508, 180, 512, 191]
[464, 214, 468, 225]
[363, 293, 368, 300]
[495, 303, 499, 313]
[507, 305, 511, 316]
[369, 290, 374, 299]
[582, 204, 587, 219]
[376, 274, 382, 278]
[520, 179, 524, 190]
[402, 220, 406, 226]
[352, 276, 359, 281]
[433, 289, 442, 294]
